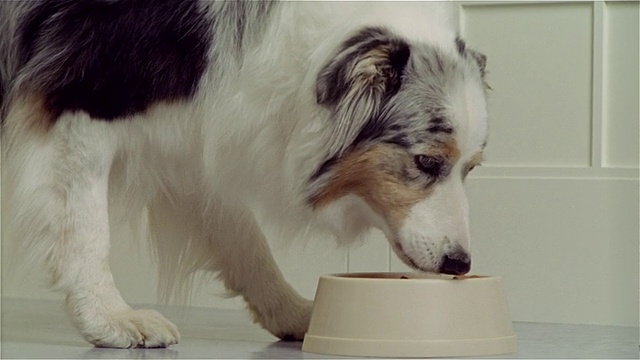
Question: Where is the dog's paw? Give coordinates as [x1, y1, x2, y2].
[81, 309, 180, 348]
[249, 298, 313, 341]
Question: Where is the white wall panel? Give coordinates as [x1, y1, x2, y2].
[463, 3, 594, 167]
[603, 1, 640, 168]
[466, 177, 638, 327]
[457, 1, 638, 327]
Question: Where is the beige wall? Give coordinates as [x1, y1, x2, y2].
[2, 1, 638, 327]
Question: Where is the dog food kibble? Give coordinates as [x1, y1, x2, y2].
[400, 275, 409, 279]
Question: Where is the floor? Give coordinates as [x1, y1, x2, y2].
[1, 298, 637, 359]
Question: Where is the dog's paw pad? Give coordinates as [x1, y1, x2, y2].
[86, 309, 180, 348]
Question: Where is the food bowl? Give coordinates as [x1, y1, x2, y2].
[302, 272, 518, 358]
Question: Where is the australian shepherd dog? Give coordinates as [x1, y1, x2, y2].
[1, 0, 489, 348]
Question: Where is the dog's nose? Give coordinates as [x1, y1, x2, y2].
[439, 250, 471, 275]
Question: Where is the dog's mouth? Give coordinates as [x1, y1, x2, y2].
[390, 239, 434, 273]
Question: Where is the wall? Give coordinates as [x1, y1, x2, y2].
[2, 1, 638, 327]
[457, 0, 639, 326]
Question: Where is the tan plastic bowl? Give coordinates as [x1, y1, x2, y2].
[302, 272, 518, 358]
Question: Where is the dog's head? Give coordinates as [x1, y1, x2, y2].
[309, 27, 488, 275]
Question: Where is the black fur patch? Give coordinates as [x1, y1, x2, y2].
[310, 155, 339, 180]
[455, 36, 466, 56]
[426, 117, 454, 134]
[16, 0, 212, 121]
[352, 117, 387, 146]
[316, 26, 411, 106]
[387, 134, 412, 148]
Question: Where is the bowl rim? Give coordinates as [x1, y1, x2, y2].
[320, 272, 497, 282]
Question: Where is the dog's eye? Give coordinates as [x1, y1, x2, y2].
[414, 155, 443, 177]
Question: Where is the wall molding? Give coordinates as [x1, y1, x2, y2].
[472, 166, 638, 180]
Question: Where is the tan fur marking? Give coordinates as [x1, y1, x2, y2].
[351, 46, 397, 91]
[4, 95, 55, 135]
[463, 151, 484, 178]
[468, 151, 484, 166]
[311, 143, 431, 231]
[427, 137, 460, 163]
[311, 137, 464, 231]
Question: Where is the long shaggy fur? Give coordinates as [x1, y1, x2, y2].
[1, 0, 489, 348]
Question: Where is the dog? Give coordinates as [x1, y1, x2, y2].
[1, 0, 489, 349]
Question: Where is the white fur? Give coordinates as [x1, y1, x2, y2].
[396, 177, 471, 271]
[396, 68, 489, 271]
[2, 1, 481, 348]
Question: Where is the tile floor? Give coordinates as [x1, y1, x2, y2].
[2, 298, 637, 359]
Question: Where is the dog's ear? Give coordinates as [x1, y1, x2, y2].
[468, 49, 487, 77]
[316, 27, 410, 155]
[455, 36, 487, 77]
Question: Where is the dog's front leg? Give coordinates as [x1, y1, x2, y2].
[51, 117, 181, 348]
[209, 203, 313, 341]
[3, 109, 179, 348]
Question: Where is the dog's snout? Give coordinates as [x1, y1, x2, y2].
[439, 250, 471, 275]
